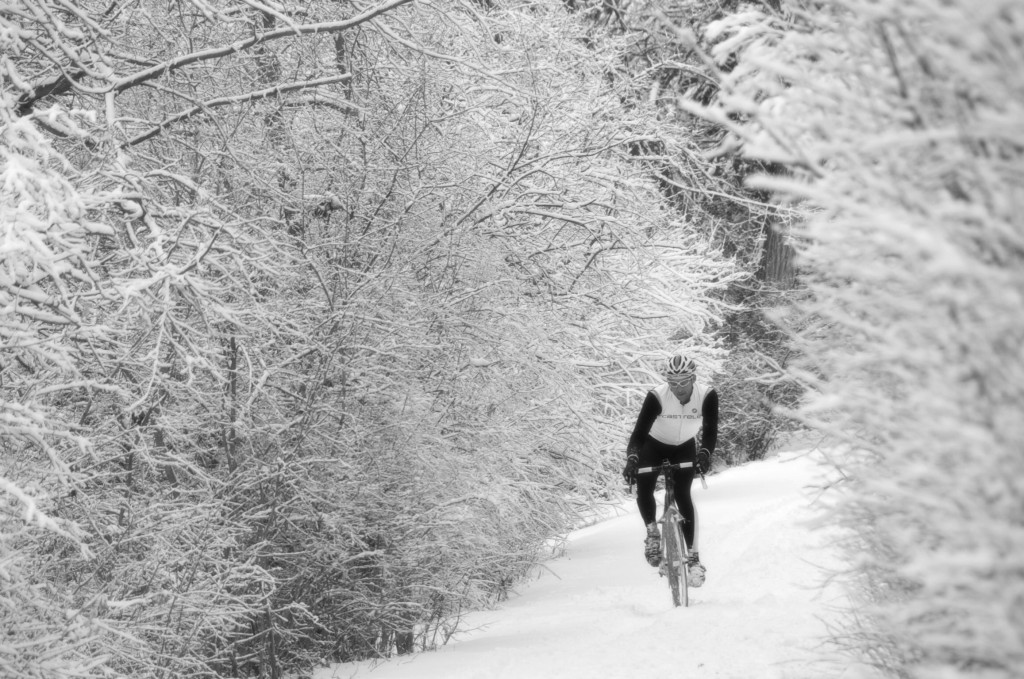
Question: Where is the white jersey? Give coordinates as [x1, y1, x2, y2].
[648, 382, 709, 446]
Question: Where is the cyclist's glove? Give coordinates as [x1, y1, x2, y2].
[623, 453, 639, 485]
[696, 448, 711, 475]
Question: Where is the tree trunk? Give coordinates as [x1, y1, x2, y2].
[757, 223, 795, 288]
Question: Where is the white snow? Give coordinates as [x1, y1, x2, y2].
[315, 449, 858, 679]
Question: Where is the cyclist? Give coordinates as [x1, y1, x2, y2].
[622, 354, 718, 587]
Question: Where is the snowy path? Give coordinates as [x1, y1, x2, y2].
[315, 450, 853, 679]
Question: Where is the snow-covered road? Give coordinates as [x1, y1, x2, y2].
[316, 450, 855, 679]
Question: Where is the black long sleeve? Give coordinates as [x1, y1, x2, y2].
[701, 388, 719, 454]
[626, 391, 662, 455]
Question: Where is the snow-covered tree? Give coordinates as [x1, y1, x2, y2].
[685, 0, 1024, 676]
[3, 0, 741, 674]
[0, 30, 118, 672]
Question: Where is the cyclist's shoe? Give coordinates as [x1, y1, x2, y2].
[644, 524, 661, 567]
[687, 552, 706, 588]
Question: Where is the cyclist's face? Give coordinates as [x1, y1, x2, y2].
[667, 375, 694, 401]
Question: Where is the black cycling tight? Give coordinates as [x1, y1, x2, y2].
[635, 436, 698, 550]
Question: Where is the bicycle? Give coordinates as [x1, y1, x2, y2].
[635, 459, 705, 607]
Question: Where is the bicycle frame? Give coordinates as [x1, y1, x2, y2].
[637, 459, 693, 607]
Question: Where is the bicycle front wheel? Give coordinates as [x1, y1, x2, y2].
[662, 516, 689, 607]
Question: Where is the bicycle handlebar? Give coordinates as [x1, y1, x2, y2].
[637, 461, 693, 474]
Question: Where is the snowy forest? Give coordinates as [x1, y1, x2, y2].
[1, 0, 1020, 677]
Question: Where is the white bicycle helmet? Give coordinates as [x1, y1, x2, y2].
[665, 354, 696, 377]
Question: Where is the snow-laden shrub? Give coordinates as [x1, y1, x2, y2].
[0, 102, 110, 678]
[686, 0, 1024, 677]
[4, 0, 742, 675]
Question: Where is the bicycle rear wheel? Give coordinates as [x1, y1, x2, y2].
[662, 515, 689, 607]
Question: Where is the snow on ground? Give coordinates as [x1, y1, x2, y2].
[314, 449, 857, 679]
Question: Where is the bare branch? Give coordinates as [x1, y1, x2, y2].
[123, 74, 351, 147]
[112, 0, 413, 93]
